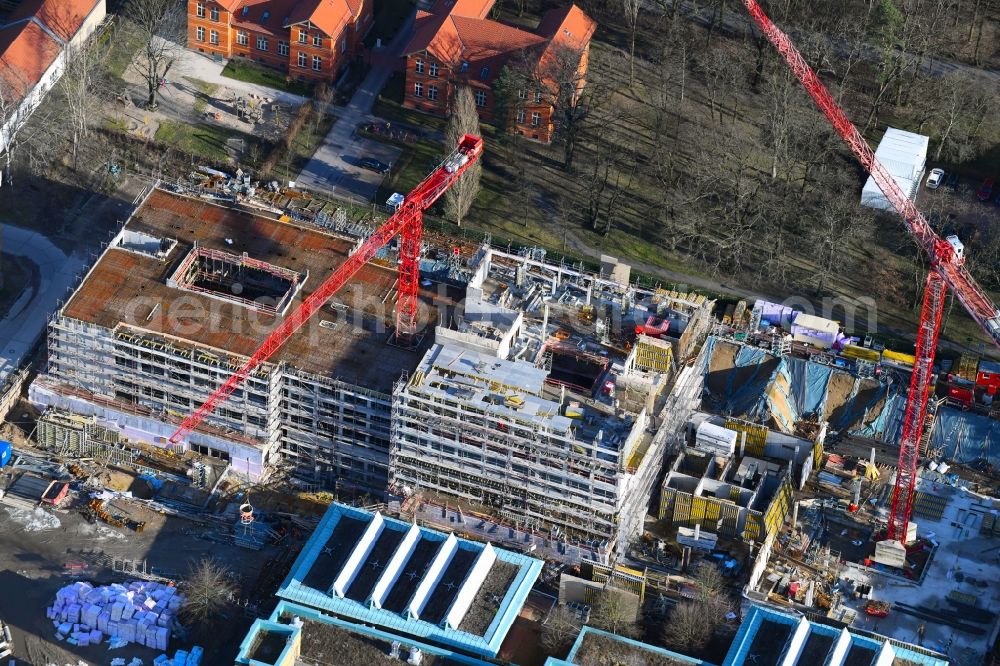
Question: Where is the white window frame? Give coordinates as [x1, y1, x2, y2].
[415, 59, 424, 74]
[517, 89, 525, 99]
[313, 34, 323, 47]
[196, 3, 205, 18]
[534, 90, 542, 103]
[531, 111, 540, 126]
[429, 62, 439, 77]
[297, 51, 307, 67]
[312, 55, 322, 71]
[299, 29, 308, 44]
[414, 82, 423, 97]
[475, 90, 486, 107]
[516, 109, 525, 124]
[256, 36, 268, 51]
[237, 31, 248, 46]
[278, 41, 289, 56]
[210, 6, 219, 21]
[196, 26, 205, 41]
[428, 85, 438, 101]
[209, 29, 219, 45]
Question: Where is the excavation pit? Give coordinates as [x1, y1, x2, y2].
[168, 246, 305, 316]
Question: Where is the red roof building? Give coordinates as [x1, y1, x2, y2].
[402, 0, 595, 143]
[187, 0, 373, 84]
[0, 0, 106, 152]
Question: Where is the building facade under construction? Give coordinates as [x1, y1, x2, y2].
[30, 188, 451, 490]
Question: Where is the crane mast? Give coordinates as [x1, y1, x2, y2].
[167, 134, 484, 447]
[741, 0, 1000, 542]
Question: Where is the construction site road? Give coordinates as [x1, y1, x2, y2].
[0, 224, 86, 388]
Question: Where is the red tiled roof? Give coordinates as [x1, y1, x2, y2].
[285, 0, 356, 36]
[212, 0, 244, 11]
[0, 20, 62, 101]
[232, 0, 300, 37]
[404, 2, 593, 83]
[7, 0, 102, 43]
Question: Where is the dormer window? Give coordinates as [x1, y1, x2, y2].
[242, 6, 248, 16]
[261, 10, 270, 22]
[479, 66, 489, 80]
[460, 61, 469, 73]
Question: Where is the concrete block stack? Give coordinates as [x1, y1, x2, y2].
[153, 646, 203, 665]
[48, 581, 186, 652]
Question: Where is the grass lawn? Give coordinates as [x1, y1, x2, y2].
[154, 120, 244, 162]
[222, 59, 314, 97]
[270, 111, 339, 183]
[364, 0, 415, 48]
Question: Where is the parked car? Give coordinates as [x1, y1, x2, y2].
[926, 168, 945, 189]
[977, 178, 995, 202]
[359, 157, 390, 174]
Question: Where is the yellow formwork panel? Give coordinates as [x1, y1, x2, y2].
[635, 339, 673, 373]
[841, 345, 881, 362]
[725, 419, 768, 457]
[882, 349, 915, 366]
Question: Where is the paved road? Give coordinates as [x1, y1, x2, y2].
[295, 12, 419, 201]
[0, 225, 86, 387]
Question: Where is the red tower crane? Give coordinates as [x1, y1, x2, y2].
[741, 0, 1000, 542]
[167, 134, 484, 448]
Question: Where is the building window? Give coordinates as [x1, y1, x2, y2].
[210, 6, 219, 21]
[299, 29, 308, 43]
[415, 59, 424, 74]
[534, 90, 542, 103]
[209, 29, 219, 44]
[312, 55, 321, 71]
[475, 90, 486, 107]
[257, 36, 267, 50]
[517, 89, 525, 99]
[196, 26, 205, 41]
[312, 34, 323, 47]
[278, 41, 288, 56]
[429, 62, 439, 77]
[297, 51, 306, 67]
[414, 82, 423, 97]
[531, 111, 540, 126]
[237, 31, 248, 45]
[196, 2, 204, 18]
[479, 66, 489, 80]
[428, 85, 438, 101]
[517, 109, 525, 124]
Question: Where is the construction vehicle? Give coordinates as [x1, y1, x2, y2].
[85, 499, 146, 532]
[865, 600, 891, 617]
[166, 135, 483, 448]
[741, 0, 1000, 544]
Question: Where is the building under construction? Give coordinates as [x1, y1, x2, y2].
[30, 188, 455, 490]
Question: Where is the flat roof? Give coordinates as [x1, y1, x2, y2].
[277, 502, 542, 657]
[723, 606, 948, 666]
[61, 189, 460, 392]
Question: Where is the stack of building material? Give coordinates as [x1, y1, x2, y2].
[48, 581, 185, 651]
[153, 646, 203, 665]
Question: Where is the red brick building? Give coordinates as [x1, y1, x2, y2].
[402, 0, 595, 143]
[187, 0, 373, 84]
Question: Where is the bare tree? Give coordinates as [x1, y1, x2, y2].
[180, 559, 236, 632]
[662, 601, 713, 653]
[123, 0, 185, 109]
[442, 86, 482, 227]
[589, 589, 640, 638]
[56, 37, 108, 168]
[540, 604, 582, 656]
[622, 0, 642, 87]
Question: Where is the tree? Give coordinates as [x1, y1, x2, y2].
[56, 36, 108, 168]
[621, 0, 642, 87]
[442, 86, 482, 227]
[123, 0, 185, 109]
[589, 589, 640, 638]
[663, 562, 736, 653]
[540, 604, 582, 656]
[180, 559, 236, 632]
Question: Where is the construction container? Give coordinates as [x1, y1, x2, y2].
[695, 422, 737, 457]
